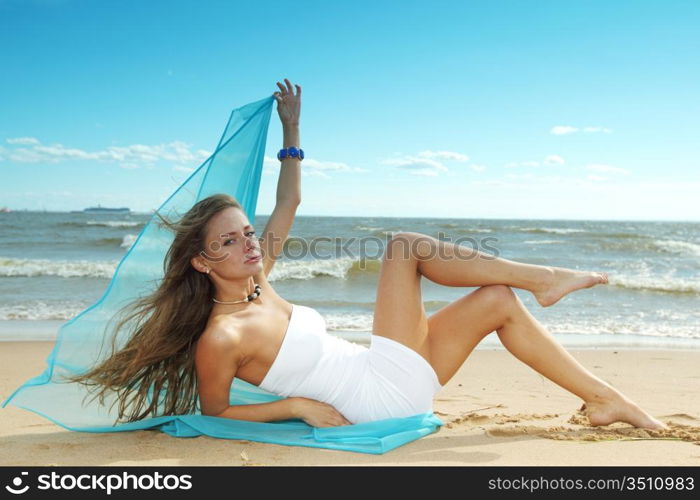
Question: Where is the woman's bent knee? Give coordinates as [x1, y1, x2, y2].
[387, 232, 434, 261]
[477, 284, 517, 308]
[386, 232, 420, 261]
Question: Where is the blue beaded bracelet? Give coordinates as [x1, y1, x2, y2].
[277, 146, 304, 161]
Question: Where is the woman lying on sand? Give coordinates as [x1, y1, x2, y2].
[69, 78, 667, 431]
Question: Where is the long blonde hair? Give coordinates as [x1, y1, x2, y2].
[66, 193, 242, 423]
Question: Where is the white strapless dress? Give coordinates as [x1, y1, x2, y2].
[257, 303, 442, 424]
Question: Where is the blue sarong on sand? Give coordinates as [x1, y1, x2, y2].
[1, 95, 443, 455]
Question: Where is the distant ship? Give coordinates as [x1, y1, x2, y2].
[80, 204, 131, 214]
[0, 206, 11, 213]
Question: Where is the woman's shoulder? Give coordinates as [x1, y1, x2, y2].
[194, 319, 246, 373]
[198, 316, 245, 350]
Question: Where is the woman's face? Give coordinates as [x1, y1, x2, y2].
[197, 207, 262, 278]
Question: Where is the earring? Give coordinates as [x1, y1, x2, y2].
[205, 268, 210, 274]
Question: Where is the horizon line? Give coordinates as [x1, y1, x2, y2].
[4, 209, 699, 224]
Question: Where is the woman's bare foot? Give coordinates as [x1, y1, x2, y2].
[533, 266, 609, 307]
[578, 394, 668, 431]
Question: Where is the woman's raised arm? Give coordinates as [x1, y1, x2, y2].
[257, 79, 302, 277]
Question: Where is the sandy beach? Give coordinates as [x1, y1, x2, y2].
[1, 341, 698, 466]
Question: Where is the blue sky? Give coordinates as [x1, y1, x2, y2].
[1, 0, 698, 220]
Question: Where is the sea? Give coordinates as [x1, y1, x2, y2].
[1, 211, 699, 350]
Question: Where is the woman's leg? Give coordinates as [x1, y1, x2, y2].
[495, 289, 667, 429]
[424, 285, 666, 430]
[393, 231, 608, 307]
[372, 233, 666, 430]
[374, 230, 607, 354]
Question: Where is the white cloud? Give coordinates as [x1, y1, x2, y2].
[411, 168, 441, 176]
[586, 163, 630, 175]
[551, 125, 612, 135]
[304, 170, 332, 179]
[505, 155, 566, 168]
[504, 173, 535, 180]
[417, 150, 470, 162]
[2, 137, 212, 168]
[583, 127, 612, 134]
[381, 155, 449, 176]
[6, 137, 40, 145]
[380, 150, 475, 177]
[587, 175, 608, 182]
[262, 154, 368, 179]
[303, 158, 367, 173]
[544, 155, 565, 165]
[551, 126, 578, 135]
[5, 148, 46, 162]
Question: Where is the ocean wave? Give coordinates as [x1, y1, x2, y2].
[91, 234, 138, 248]
[269, 253, 603, 281]
[597, 232, 649, 239]
[323, 311, 374, 331]
[522, 239, 564, 245]
[57, 220, 142, 229]
[453, 228, 494, 234]
[92, 237, 124, 246]
[584, 238, 700, 257]
[351, 226, 495, 237]
[0, 255, 383, 281]
[0, 256, 118, 278]
[545, 320, 700, 339]
[419, 221, 493, 233]
[0, 300, 90, 320]
[653, 239, 700, 257]
[267, 257, 358, 280]
[348, 258, 382, 275]
[266, 257, 387, 281]
[294, 299, 451, 311]
[320, 311, 700, 339]
[2, 304, 698, 340]
[120, 234, 138, 249]
[368, 229, 398, 238]
[610, 274, 700, 295]
[518, 227, 586, 235]
[87, 220, 143, 228]
[517, 228, 668, 241]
